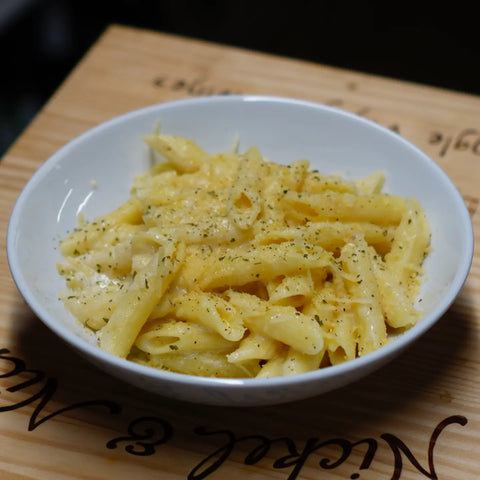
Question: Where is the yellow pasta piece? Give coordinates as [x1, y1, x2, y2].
[241, 302, 324, 355]
[282, 347, 325, 376]
[354, 170, 386, 194]
[99, 238, 184, 357]
[199, 240, 331, 290]
[258, 159, 310, 227]
[227, 147, 268, 230]
[267, 272, 314, 307]
[302, 279, 357, 365]
[255, 221, 395, 255]
[384, 198, 431, 294]
[135, 318, 234, 355]
[59, 198, 143, 256]
[142, 133, 208, 173]
[340, 235, 387, 356]
[255, 354, 286, 378]
[174, 291, 246, 341]
[227, 332, 282, 364]
[281, 190, 406, 226]
[302, 171, 359, 194]
[141, 351, 258, 378]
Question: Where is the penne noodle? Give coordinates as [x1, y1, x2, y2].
[340, 236, 387, 356]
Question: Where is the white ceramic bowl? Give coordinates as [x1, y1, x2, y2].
[7, 95, 473, 406]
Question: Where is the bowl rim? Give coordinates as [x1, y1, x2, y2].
[6, 94, 475, 391]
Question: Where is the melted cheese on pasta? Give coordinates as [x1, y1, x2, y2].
[57, 133, 430, 378]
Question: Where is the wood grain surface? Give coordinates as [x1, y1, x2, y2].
[1, 25, 479, 480]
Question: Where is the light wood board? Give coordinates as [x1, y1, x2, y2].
[1, 25, 479, 480]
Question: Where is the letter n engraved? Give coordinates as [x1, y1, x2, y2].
[381, 415, 468, 480]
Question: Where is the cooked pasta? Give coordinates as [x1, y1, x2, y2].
[57, 133, 431, 378]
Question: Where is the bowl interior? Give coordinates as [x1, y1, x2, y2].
[7, 95, 473, 402]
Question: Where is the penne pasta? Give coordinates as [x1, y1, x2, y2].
[57, 133, 430, 378]
[340, 235, 387, 356]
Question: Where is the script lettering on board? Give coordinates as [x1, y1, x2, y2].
[0, 347, 469, 479]
[187, 416, 467, 480]
[153, 75, 241, 96]
[429, 129, 480, 158]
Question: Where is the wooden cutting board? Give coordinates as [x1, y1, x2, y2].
[1, 25, 479, 480]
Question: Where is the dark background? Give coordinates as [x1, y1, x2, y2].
[1, 0, 479, 156]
